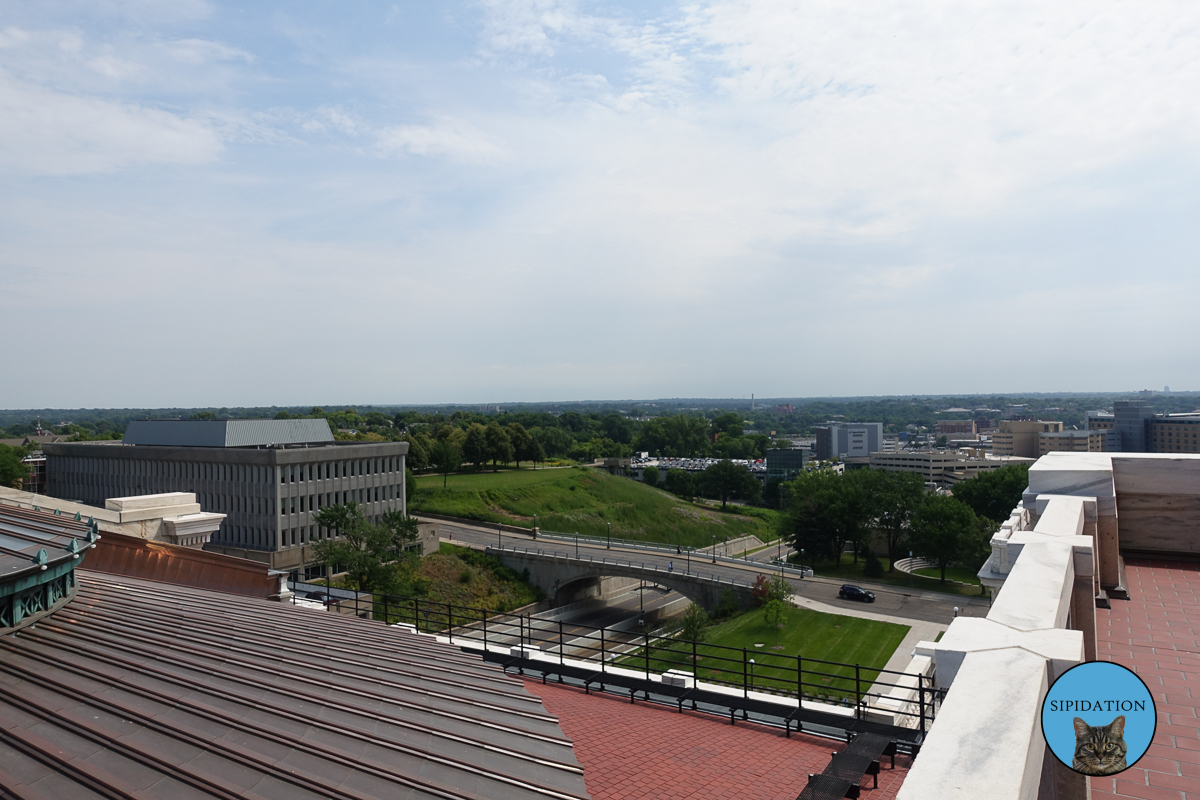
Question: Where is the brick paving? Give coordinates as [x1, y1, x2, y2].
[523, 678, 911, 800]
[1092, 558, 1200, 800]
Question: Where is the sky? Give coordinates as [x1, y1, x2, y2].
[3, 1, 1199, 408]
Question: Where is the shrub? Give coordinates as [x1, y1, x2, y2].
[863, 553, 884, 578]
[459, 568, 473, 584]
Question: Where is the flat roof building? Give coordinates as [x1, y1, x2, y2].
[990, 419, 1064, 458]
[868, 449, 1034, 486]
[43, 419, 408, 576]
[813, 422, 883, 461]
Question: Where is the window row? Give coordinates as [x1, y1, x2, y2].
[280, 484, 401, 515]
[280, 456, 402, 484]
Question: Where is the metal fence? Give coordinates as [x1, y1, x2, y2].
[302, 589, 940, 738]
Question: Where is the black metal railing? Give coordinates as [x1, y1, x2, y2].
[292, 587, 941, 737]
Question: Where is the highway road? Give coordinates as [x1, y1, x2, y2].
[434, 518, 990, 626]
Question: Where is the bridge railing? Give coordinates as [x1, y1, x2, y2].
[522, 530, 816, 579]
[309, 589, 941, 737]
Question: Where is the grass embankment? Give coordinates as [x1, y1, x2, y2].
[622, 605, 909, 702]
[412, 467, 777, 548]
[798, 555, 987, 598]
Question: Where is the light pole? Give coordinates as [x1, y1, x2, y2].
[686, 545, 690, 574]
[639, 580, 645, 627]
[497, 522, 502, 550]
[575, 531, 579, 559]
[606, 522, 611, 549]
[749, 658, 755, 689]
[711, 534, 716, 563]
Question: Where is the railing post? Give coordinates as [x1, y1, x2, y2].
[413, 597, 419, 630]
[743, 648, 748, 699]
[447, 603, 453, 642]
[645, 630, 650, 679]
[919, 674, 927, 737]
[483, 608, 488, 649]
[560, 619, 564, 666]
[600, 626, 605, 673]
[855, 663, 861, 719]
[797, 655, 803, 704]
[383, 594, 389, 624]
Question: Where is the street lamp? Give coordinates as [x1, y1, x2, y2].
[575, 531, 579, 559]
[497, 522, 502, 550]
[533, 513, 538, 537]
[711, 534, 716, 563]
[607, 522, 611, 549]
[749, 658, 755, 688]
[639, 579, 645, 627]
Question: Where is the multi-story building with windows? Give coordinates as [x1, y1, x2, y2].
[813, 422, 883, 461]
[43, 419, 408, 576]
[991, 419, 1064, 457]
[868, 449, 1034, 486]
[1150, 414, 1200, 454]
[1114, 399, 1155, 452]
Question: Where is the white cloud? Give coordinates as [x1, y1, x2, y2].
[0, 69, 222, 174]
[375, 118, 506, 162]
[161, 37, 253, 64]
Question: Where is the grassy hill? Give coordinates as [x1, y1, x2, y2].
[411, 467, 777, 548]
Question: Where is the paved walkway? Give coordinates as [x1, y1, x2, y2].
[1091, 558, 1200, 800]
[787, 593, 944, 676]
[524, 677, 911, 800]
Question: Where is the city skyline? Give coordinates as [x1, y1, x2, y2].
[4, 1, 1200, 408]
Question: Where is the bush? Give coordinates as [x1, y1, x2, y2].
[680, 603, 709, 643]
[863, 553, 884, 578]
[459, 568, 473, 584]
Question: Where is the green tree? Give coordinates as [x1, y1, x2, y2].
[274, 410, 291, 420]
[908, 495, 979, 582]
[680, 602, 709, 644]
[763, 599, 787, 647]
[777, 470, 864, 568]
[507, 423, 539, 468]
[429, 439, 461, 488]
[663, 468, 695, 499]
[642, 465, 659, 488]
[404, 466, 416, 505]
[711, 412, 744, 439]
[699, 459, 759, 509]
[859, 469, 928, 571]
[312, 502, 419, 594]
[462, 423, 488, 471]
[0, 445, 30, 489]
[484, 423, 514, 470]
[951, 464, 1031, 522]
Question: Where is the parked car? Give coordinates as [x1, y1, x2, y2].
[838, 584, 876, 603]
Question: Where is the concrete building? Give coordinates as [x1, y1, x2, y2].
[1114, 399, 1155, 452]
[1085, 410, 1115, 430]
[1034, 429, 1108, 455]
[868, 449, 1034, 486]
[991, 419, 1064, 457]
[43, 419, 408, 575]
[765, 448, 808, 480]
[1150, 413, 1200, 454]
[813, 421, 883, 461]
[935, 420, 977, 436]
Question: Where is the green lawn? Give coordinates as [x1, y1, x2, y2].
[913, 566, 982, 586]
[799, 555, 987, 598]
[621, 604, 909, 702]
[411, 467, 777, 548]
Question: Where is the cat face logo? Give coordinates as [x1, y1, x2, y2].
[1072, 715, 1127, 776]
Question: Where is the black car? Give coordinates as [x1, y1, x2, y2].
[838, 584, 876, 603]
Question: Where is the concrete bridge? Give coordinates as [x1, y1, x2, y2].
[488, 544, 760, 612]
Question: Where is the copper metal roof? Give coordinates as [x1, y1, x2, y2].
[0, 570, 590, 800]
[83, 533, 282, 598]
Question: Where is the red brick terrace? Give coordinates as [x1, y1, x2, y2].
[1093, 558, 1200, 800]
[524, 678, 911, 800]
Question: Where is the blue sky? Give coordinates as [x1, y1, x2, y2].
[3, 1, 1199, 407]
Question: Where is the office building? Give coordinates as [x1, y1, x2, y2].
[868, 449, 1034, 486]
[1114, 399, 1155, 452]
[1034, 429, 1111, 455]
[935, 420, 977, 436]
[1150, 414, 1200, 453]
[765, 448, 808, 480]
[813, 422, 883, 461]
[990, 419, 1064, 457]
[1085, 410, 1115, 430]
[43, 418, 408, 574]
